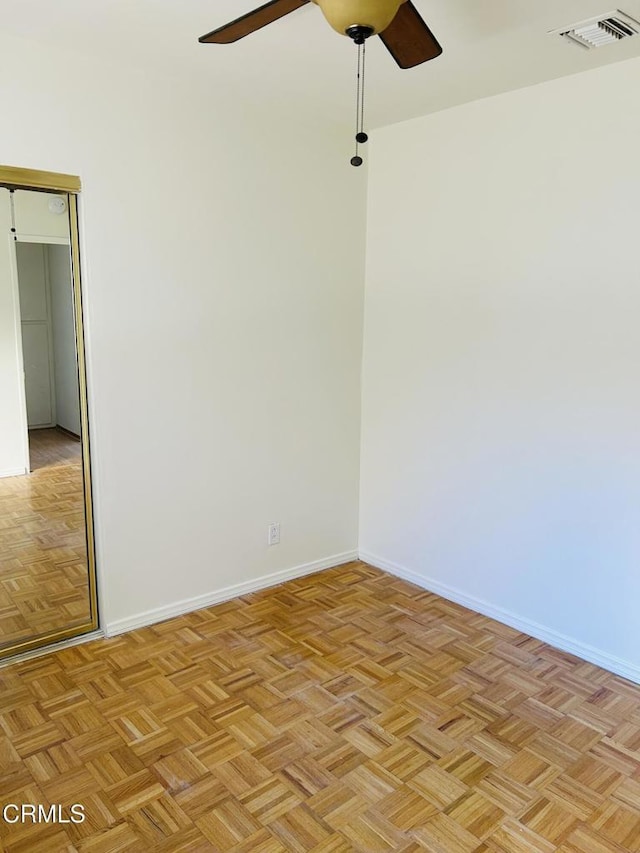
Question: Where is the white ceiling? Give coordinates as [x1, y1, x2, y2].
[3, 0, 640, 129]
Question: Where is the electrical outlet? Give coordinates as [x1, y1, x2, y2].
[268, 522, 280, 546]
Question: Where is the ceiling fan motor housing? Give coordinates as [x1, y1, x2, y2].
[312, 0, 406, 35]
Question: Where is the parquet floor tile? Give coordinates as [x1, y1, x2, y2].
[0, 429, 91, 650]
[0, 561, 639, 851]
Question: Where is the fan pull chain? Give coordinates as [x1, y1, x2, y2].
[351, 39, 368, 167]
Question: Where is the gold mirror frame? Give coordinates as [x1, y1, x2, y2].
[0, 165, 99, 658]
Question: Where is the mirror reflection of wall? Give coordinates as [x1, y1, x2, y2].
[0, 179, 97, 656]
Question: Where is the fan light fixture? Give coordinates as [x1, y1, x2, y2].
[199, 0, 443, 166]
[312, 0, 405, 36]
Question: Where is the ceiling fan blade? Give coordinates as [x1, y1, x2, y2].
[199, 0, 310, 44]
[379, 1, 442, 69]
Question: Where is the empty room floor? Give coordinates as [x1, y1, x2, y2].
[0, 429, 91, 649]
[0, 561, 639, 852]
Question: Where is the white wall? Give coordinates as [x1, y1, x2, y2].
[361, 57, 640, 682]
[0, 188, 27, 477]
[0, 30, 366, 632]
[48, 244, 80, 436]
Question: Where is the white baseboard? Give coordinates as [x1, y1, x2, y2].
[0, 467, 26, 479]
[105, 550, 359, 637]
[359, 549, 640, 685]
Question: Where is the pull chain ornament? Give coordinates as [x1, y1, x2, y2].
[347, 26, 372, 166]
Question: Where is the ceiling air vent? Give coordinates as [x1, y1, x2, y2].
[552, 10, 640, 49]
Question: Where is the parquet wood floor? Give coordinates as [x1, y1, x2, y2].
[0, 429, 91, 649]
[1, 561, 639, 852]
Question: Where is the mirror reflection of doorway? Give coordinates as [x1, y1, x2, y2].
[17, 242, 81, 447]
[0, 172, 98, 658]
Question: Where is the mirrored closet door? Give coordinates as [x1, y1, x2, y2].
[0, 168, 97, 658]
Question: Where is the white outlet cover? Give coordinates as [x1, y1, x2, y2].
[268, 523, 280, 545]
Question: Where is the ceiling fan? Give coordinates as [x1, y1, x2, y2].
[199, 1, 443, 165]
[199, 0, 442, 69]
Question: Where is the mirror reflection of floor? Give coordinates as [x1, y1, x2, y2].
[0, 428, 91, 650]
